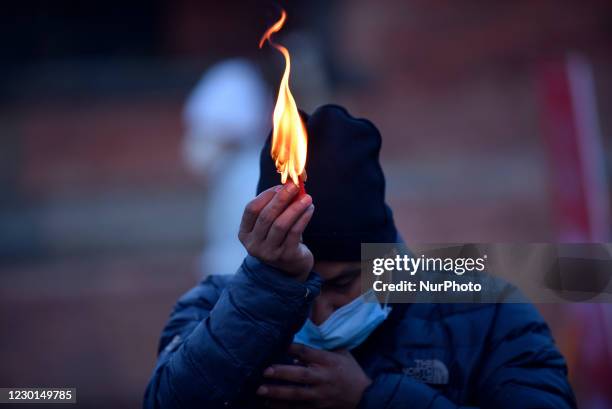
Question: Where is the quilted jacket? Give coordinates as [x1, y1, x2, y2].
[144, 256, 576, 409]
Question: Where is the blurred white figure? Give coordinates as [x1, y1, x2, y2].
[183, 59, 270, 275]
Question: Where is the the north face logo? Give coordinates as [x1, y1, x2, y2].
[403, 359, 449, 385]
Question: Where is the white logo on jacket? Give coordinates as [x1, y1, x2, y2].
[403, 359, 449, 385]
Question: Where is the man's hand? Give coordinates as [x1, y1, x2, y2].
[239, 184, 314, 281]
[257, 343, 372, 409]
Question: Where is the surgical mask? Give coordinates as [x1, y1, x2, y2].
[293, 290, 391, 351]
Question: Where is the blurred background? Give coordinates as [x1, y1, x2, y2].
[1, 0, 611, 407]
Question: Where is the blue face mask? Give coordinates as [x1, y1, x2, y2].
[293, 290, 391, 351]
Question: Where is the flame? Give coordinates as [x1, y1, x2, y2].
[259, 10, 307, 187]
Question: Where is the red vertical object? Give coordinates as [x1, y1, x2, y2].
[298, 175, 306, 196]
[536, 55, 612, 409]
[536, 55, 608, 241]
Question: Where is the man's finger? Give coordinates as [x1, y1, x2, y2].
[252, 183, 300, 240]
[266, 195, 313, 247]
[256, 384, 316, 401]
[239, 186, 280, 234]
[262, 364, 322, 385]
[289, 343, 334, 365]
[282, 205, 315, 250]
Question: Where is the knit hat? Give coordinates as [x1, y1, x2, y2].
[256, 104, 398, 261]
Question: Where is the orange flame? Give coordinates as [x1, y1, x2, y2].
[259, 10, 307, 187]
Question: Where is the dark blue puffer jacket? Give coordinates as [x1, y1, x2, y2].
[144, 256, 576, 409]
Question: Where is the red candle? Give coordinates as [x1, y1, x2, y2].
[298, 174, 306, 196]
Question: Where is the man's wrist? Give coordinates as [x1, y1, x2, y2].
[294, 270, 310, 282]
[255, 257, 311, 282]
[243, 256, 321, 302]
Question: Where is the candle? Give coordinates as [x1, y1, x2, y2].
[298, 173, 307, 196]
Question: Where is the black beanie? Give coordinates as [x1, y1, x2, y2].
[256, 104, 397, 261]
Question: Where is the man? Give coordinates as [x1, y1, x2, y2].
[144, 105, 576, 408]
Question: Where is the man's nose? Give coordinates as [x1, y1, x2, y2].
[310, 296, 335, 325]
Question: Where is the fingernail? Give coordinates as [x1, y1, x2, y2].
[257, 386, 268, 395]
[300, 195, 311, 205]
[263, 367, 274, 376]
[273, 185, 283, 192]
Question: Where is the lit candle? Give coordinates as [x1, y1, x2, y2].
[259, 10, 308, 195]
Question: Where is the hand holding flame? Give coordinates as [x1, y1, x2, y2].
[239, 184, 314, 280]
